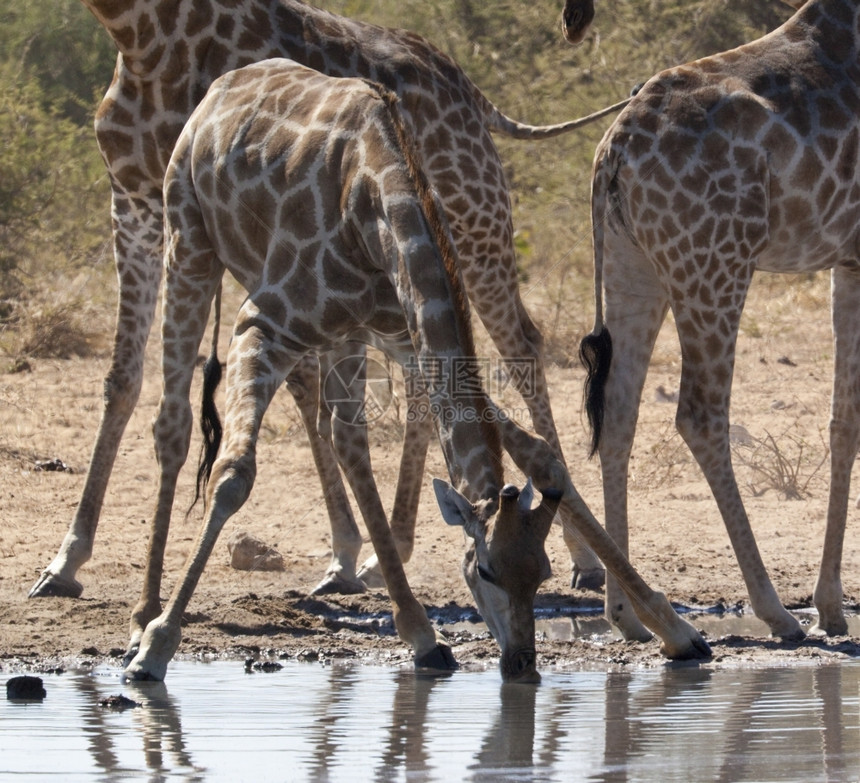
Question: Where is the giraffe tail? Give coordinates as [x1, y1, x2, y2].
[193, 283, 224, 509]
[484, 96, 629, 140]
[578, 163, 613, 458]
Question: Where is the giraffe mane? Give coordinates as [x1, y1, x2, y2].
[369, 82, 505, 479]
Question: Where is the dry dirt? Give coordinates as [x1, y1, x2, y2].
[2, 273, 860, 677]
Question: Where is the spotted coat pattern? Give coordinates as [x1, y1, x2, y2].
[582, 0, 860, 641]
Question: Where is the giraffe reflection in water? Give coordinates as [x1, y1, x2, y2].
[47, 662, 858, 781]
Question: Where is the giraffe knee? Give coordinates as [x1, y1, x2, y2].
[152, 400, 193, 465]
[103, 366, 144, 418]
[207, 457, 257, 517]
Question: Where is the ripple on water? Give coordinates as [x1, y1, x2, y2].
[1, 658, 859, 782]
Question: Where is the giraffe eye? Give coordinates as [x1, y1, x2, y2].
[476, 563, 496, 584]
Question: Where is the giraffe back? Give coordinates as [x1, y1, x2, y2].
[595, 0, 860, 277]
[92, 0, 515, 199]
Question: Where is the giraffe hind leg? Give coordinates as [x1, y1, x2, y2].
[671, 274, 802, 640]
[356, 363, 433, 587]
[125, 247, 224, 661]
[813, 265, 860, 635]
[29, 192, 163, 598]
[286, 350, 366, 596]
[598, 237, 669, 642]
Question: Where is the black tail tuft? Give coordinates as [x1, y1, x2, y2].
[579, 326, 613, 458]
[193, 351, 224, 510]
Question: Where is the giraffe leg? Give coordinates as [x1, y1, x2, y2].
[357, 364, 433, 587]
[29, 191, 163, 598]
[463, 271, 604, 588]
[435, 146, 603, 589]
[286, 351, 366, 596]
[326, 357, 455, 670]
[125, 311, 300, 681]
[812, 265, 860, 635]
[599, 236, 670, 642]
[671, 280, 803, 640]
[492, 402, 710, 660]
[125, 236, 224, 660]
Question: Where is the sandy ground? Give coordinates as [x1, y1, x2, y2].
[2, 273, 860, 677]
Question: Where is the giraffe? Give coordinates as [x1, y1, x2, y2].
[29, 0, 617, 600]
[122, 58, 709, 681]
[575, 0, 860, 642]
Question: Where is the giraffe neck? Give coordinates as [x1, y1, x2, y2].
[792, 0, 859, 51]
[374, 88, 504, 503]
[79, 0, 186, 65]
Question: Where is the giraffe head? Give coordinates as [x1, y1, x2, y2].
[561, 0, 595, 45]
[434, 478, 562, 683]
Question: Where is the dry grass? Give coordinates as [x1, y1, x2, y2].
[0, 294, 110, 370]
[731, 423, 830, 500]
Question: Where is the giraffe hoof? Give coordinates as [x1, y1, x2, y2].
[660, 631, 712, 661]
[122, 644, 141, 669]
[769, 613, 805, 642]
[571, 565, 605, 591]
[28, 571, 83, 599]
[415, 643, 458, 673]
[774, 626, 807, 643]
[310, 572, 366, 596]
[810, 617, 848, 637]
[356, 562, 386, 589]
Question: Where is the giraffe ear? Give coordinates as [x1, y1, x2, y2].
[433, 478, 484, 539]
[517, 478, 534, 512]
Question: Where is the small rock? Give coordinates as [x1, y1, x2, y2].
[244, 659, 283, 673]
[729, 424, 754, 445]
[34, 458, 72, 473]
[777, 356, 797, 367]
[6, 675, 46, 701]
[227, 531, 285, 572]
[99, 694, 141, 710]
[655, 385, 678, 403]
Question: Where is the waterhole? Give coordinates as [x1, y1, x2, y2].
[3, 657, 858, 781]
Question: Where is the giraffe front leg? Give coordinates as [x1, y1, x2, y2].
[287, 350, 365, 596]
[328, 363, 455, 672]
[126, 315, 298, 681]
[357, 365, 433, 588]
[498, 306, 604, 589]
[454, 201, 603, 589]
[29, 191, 163, 599]
[494, 411, 710, 660]
[812, 266, 860, 635]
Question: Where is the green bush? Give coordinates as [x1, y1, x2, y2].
[0, 0, 797, 364]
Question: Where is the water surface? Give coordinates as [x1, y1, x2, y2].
[2, 659, 858, 781]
